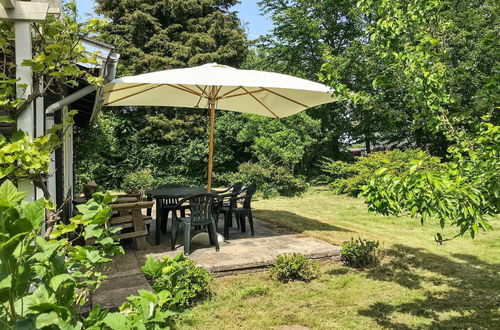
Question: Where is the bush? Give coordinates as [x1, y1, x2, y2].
[321, 149, 442, 196]
[340, 238, 381, 268]
[122, 169, 154, 198]
[141, 253, 213, 308]
[0, 181, 124, 328]
[271, 253, 320, 283]
[227, 162, 308, 198]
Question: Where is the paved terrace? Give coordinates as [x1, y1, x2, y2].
[91, 217, 340, 310]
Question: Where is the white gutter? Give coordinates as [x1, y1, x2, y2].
[45, 52, 119, 115]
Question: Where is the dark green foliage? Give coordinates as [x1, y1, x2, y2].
[141, 253, 213, 308]
[76, 0, 251, 192]
[321, 149, 442, 196]
[94, 0, 248, 75]
[271, 253, 320, 283]
[228, 162, 308, 198]
[340, 238, 380, 268]
[122, 169, 154, 197]
[223, 112, 320, 198]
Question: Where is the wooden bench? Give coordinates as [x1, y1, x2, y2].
[110, 201, 154, 250]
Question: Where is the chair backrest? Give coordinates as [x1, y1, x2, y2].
[185, 193, 219, 224]
[228, 182, 244, 207]
[230, 182, 244, 193]
[241, 183, 257, 209]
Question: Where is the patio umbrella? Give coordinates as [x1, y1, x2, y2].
[102, 63, 335, 190]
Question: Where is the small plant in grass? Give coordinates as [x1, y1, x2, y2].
[341, 237, 381, 268]
[271, 253, 320, 283]
[122, 169, 154, 199]
[239, 285, 269, 299]
[141, 253, 213, 308]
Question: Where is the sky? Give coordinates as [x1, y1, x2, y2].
[75, 0, 273, 40]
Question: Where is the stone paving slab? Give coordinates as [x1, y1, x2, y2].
[91, 217, 340, 310]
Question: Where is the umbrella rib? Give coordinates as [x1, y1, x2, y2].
[261, 88, 309, 108]
[195, 85, 205, 94]
[103, 83, 149, 93]
[195, 85, 210, 98]
[214, 85, 223, 99]
[219, 86, 243, 99]
[241, 86, 279, 119]
[195, 85, 208, 108]
[103, 84, 164, 106]
[177, 84, 202, 96]
[222, 88, 266, 99]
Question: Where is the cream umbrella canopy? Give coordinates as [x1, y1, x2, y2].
[102, 63, 336, 190]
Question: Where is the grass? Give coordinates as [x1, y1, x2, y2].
[177, 188, 500, 329]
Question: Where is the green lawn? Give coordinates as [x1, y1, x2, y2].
[178, 188, 500, 329]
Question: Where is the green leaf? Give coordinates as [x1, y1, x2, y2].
[141, 256, 166, 278]
[49, 274, 76, 292]
[19, 198, 45, 229]
[101, 312, 130, 328]
[0, 180, 26, 204]
[0, 233, 27, 260]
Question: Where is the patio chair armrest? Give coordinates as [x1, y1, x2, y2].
[112, 201, 154, 211]
[216, 186, 232, 193]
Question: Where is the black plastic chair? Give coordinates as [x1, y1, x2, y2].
[171, 193, 220, 256]
[216, 182, 243, 195]
[156, 183, 190, 234]
[233, 184, 257, 237]
[215, 183, 244, 239]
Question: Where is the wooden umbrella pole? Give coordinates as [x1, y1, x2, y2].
[207, 86, 217, 191]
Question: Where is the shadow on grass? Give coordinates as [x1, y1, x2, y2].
[359, 244, 500, 329]
[254, 210, 353, 233]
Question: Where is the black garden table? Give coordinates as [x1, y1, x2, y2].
[146, 187, 214, 245]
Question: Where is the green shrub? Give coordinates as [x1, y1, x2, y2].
[340, 238, 381, 268]
[0, 181, 124, 328]
[271, 253, 320, 283]
[227, 162, 308, 198]
[321, 149, 442, 196]
[141, 253, 213, 308]
[122, 169, 154, 197]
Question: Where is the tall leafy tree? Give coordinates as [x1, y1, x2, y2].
[257, 0, 375, 169]
[95, 0, 248, 74]
[76, 0, 249, 189]
[321, 0, 499, 239]
[320, 0, 499, 155]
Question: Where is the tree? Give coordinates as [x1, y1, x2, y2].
[257, 0, 397, 167]
[321, 0, 499, 239]
[320, 0, 499, 155]
[76, 0, 250, 189]
[95, 0, 248, 74]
